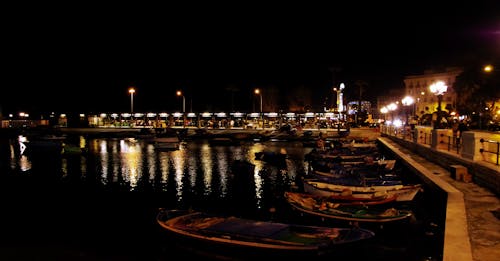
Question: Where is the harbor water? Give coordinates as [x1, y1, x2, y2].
[0, 134, 445, 260]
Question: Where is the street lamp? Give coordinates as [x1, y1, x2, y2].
[254, 88, 263, 129]
[380, 106, 388, 123]
[429, 81, 448, 129]
[387, 102, 398, 122]
[176, 90, 185, 113]
[128, 87, 135, 113]
[177, 90, 186, 128]
[401, 96, 415, 126]
[254, 88, 262, 113]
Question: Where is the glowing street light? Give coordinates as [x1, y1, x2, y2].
[429, 81, 448, 129]
[333, 83, 345, 120]
[380, 106, 388, 122]
[387, 102, 398, 122]
[177, 90, 186, 127]
[128, 87, 135, 113]
[176, 90, 185, 113]
[254, 88, 263, 129]
[254, 88, 262, 113]
[401, 96, 415, 126]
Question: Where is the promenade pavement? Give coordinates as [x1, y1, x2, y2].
[374, 134, 500, 261]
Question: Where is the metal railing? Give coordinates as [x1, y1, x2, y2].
[381, 125, 500, 167]
[447, 135, 461, 154]
[479, 138, 500, 165]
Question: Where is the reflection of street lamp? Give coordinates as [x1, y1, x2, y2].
[401, 96, 415, 126]
[429, 81, 448, 129]
[177, 90, 186, 127]
[128, 87, 135, 113]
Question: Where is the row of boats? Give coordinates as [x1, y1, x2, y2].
[156, 138, 424, 258]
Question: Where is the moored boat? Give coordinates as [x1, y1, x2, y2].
[302, 178, 422, 202]
[156, 209, 376, 258]
[284, 193, 413, 223]
[284, 191, 398, 207]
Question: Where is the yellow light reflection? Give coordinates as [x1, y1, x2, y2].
[158, 149, 170, 190]
[96, 140, 109, 184]
[120, 139, 143, 190]
[247, 143, 265, 204]
[171, 149, 187, 199]
[19, 155, 32, 171]
[216, 147, 229, 196]
[200, 144, 213, 195]
[79, 136, 86, 150]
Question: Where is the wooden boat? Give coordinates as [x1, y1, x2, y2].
[156, 209, 375, 258]
[284, 192, 413, 223]
[302, 178, 422, 202]
[308, 169, 403, 186]
[284, 191, 398, 207]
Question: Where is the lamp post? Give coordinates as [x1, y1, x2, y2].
[401, 96, 414, 126]
[254, 88, 262, 113]
[429, 81, 448, 129]
[177, 90, 186, 128]
[254, 88, 263, 129]
[128, 87, 135, 113]
[387, 102, 398, 122]
[380, 106, 388, 123]
[333, 87, 338, 112]
[338, 83, 345, 120]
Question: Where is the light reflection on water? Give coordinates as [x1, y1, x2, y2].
[8, 136, 310, 212]
[1, 134, 445, 260]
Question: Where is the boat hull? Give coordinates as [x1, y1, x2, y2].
[284, 194, 413, 223]
[156, 209, 375, 258]
[303, 179, 422, 202]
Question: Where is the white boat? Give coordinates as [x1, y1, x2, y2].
[302, 179, 422, 202]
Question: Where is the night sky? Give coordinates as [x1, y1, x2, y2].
[2, 2, 499, 114]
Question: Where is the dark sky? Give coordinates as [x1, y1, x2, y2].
[2, 2, 499, 114]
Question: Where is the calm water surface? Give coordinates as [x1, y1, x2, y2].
[0, 135, 444, 260]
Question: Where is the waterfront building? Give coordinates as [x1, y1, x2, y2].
[403, 67, 463, 122]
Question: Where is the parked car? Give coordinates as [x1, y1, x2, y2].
[487, 122, 500, 131]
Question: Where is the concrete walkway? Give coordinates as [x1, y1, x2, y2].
[379, 137, 500, 261]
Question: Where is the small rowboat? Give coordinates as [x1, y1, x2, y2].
[156, 209, 375, 258]
[303, 179, 422, 202]
[284, 191, 398, 207]
[284, 193, 413, 223]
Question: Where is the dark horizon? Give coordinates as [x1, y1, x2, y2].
[2, 2, 499, 114]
